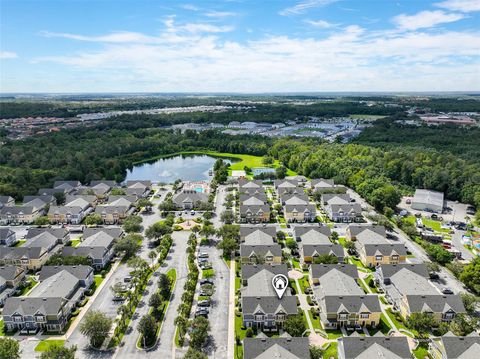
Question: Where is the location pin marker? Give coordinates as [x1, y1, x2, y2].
[272, 274, 288, 299]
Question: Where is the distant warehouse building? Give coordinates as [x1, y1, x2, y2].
[411, 189, 444, 213]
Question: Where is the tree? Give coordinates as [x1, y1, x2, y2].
[449, 314, 475, 336]
[345, 240, 356, 254]
[284, 314, 306, 337]
[406, 312, 436, 337]
[200, 225, 215, 240]
[285, 238, 298, 252]
[149, 292, 163, 315]
[84, 213, 103, 225]
[459, 257, 480, 295]
[275, 166, 287, 179]
[138, 314, 158, 347]
[313, 254, 339, 264]
[189, 316, 210, 350]
[40, 344, 76, 359]
[426, 262, 440, 274]
[146, 221, 172, 240]
[217, 237, 237, 259]
[0, 338, 20, 359]
[460, 293, 479, 314]
[277, 231, 286, 242]
[123, 215, 143, 233]
[34, 216, 50, 226]
[220, 210, 235, 224]
[158, 273, 172, 299]
[137, 198, 153, 209]
[425, 244, 454, 265]
[330, 231, 339, 242]
[79, 310, 113, 348]
[262, 155, 274, 165]
[114, 234, 141, 259]
[183, 347, 208, 359]
[53, 192, 66, 205]
[310, 345, 324, 359]
[148, 250, 157, 266]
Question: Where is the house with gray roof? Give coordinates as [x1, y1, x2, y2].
[38, 265, 94, 290]
[277, 186, 304, 197]
[53, 180, 81, 193]
[38, 188, 67, 196]
[90, 180, 117, 189]
[346, 225, 386, 242]
[64, 195, 94, 210]
[241, 264, 288, 285]
[48, 206, 85, 224]
[274, 179, 299, 190]
[301, 243, 345, 264]
[0, 205, 41, 225]
[240, 226, 276, 242]
[309, 264, 358, 285]
[240, 194, 268, 206]
[0, 246, 50, 271]
[107, 195, 137, 207]
[242, 295, 297, 331]
[241, 264, 290, 298]
[240, 244, 282, 265]
[0, 196, 14, 209]
[280, 192, 309, 206]
[338, 336, 412, 359]
[25, 228, 68, 241]
[312, 267, 381, 329]
[295, 226, 331, 243]
[429, 332, 480, 359]
[241, 227, 276, 245]
[311, 178, 335, 192]
[126, 180, 151, 197]
[23, 195, 56, 209]
[239, 179, 263, 190]
[243, 337, 310, 359]
[95, 204, 130, 224]
[321, 193, 351, 206]
[404, 295, 465, 324]
[24, 231, 63, 253]
[284, 203, 316, 223]
[326, 203, 363, 223]
[0, 266, 25, 305]
[240, 203, 271, 223]
[0, 228, 17, 246]
[172, 191, 209, 210]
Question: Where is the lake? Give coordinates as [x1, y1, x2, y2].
[125, 154, 233, 183]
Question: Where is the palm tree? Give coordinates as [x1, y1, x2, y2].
[148, 250, 157, 266]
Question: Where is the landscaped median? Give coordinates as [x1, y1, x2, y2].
[34, 339, 65, 352]
[137, 268, 177, 349]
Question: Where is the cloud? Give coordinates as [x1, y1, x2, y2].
[279, 0, 339, 16]
[435, 0, 480, 12]
[393, 10, 465, 31]
[40, 31, 160, 43]
[180, 4, 199, 11]
[32, 25, 480, 92]
[304, 19, 338, 28]
[204, 11, 237, 18]
[0, 51, 18, 59]
[179, 23, 234, 33]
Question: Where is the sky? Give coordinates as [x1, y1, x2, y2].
[1, 0, 479, 93]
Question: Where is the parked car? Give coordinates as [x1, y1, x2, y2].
[200, 279, 214, 285]
[442, 288, 454, 295]
[191, 210, 195, 215]
[198, 252, 209, 259]
[124, 276, 132, 283]
[198, 300, 211, 307]
[113, 295, 125, 302]
[195, 310, 208, 318]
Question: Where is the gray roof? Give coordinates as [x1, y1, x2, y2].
[274, 179, 298, 188]
[413, 189, 444, 208]
[329, 203, 362, 214]
[242, 295, 297, 315]
[0, 196, 14, 205]
[239, 188, 266, 197]
[125, 187, 146, 197]
[0, 228, 15, 239]
[240, 244, 282, 258]
[313, 268, 363, 297]
[84, 227, 123, 240]
[90, 180, 117, 188]
[239, 180, 263, 189]
[349, 225, 386, 243]
[23, 195, 55, 206]
[243, 229, 275, 245]
[243, 337, 309, 359]
[277, 187, 304, 197]
[339, 336, 412, 359]
[38, 188, 66, 196]
[284, 204, 316, 213]
[95, 205, 129, 215]
[3, 297, 67, 316]
[0, 206, 36, 215]
[107, 195, 137, 206]
[378, 263, 429, 280]
[240, 204, 270, 216]
[361, 243, 408, 257]
[80, 229, 118, 248]
[23, 232, 59, 249]
[295, 226, 331, 244]
[241, 264, 288, 281]
[25, 228, 68, 240]
[53, 180, 81, 189]
[311, 178, 334, 188]
[126, 180, 151, 188]
[48, 205, 84, 216]
[282, 193, 309, 205]
[240, 195, 267, 206]
[64, 197, 92, 210]
[0, 246, 48, 260]
[405, 295, 465, 314]
[62, 246, 108, 260]
[302, 244, 344, 258]
[440, 333, 480, 358]
[0, 266, 25, 282]
[387, 269, 436, 297]
[323, 295, 381, 314]
[241, 267, 292, 298]
[322, 193, 351, 205]
[240, 226, 276, 240]
[310, 264, 358, 280]
[65, 195, 96, 204]
[38, 265, 93, 282]
[172, 191, 208, 206]
[29, 270, 79, 299]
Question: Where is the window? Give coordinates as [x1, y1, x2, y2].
[265, 256, 273, 262]
[360, 313, 369, 319]
[339, 314, 348, 319]
[255, 315, 264, 321]
[444, 312, 454, 319]
[13, 316, 23, 322]
[375, 255, 383, 261]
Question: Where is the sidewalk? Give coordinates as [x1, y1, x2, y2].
[227, 260, 235, 359]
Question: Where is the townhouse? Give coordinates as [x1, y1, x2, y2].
[274, 179, 299, 191]
[65, 194, 97, 208]
[0, 205, 41, 225]
[0, 247, 51, 271]
[311, 264, 381, 329]
[240, 244, 282, 265]
[0, 196, 15, 208]
[283, 193, 316, 223]
[23, 195, 56, 210]
[62, 227, 121, 269]
[95, 205, 130, 224]
[321, 193, 363, 222]
[338, 336, 412, 359]
[241, 264, 288, 286]
[240, 226, 276, 245]
[241, 295, 297, 332]
[375, 263, 465, 324]
[48, 206, 84, 224]
[311, 178, 335, 193]
[53, 180, 82, 194]
[295, 226, 344, 264]
[125, 180, 152, 198]
[241, 264, 290, 297]
[0, 266, 26, 305]
[347, 225, 407, 267]
[2, 264, 94, 333]
[243, 336, 310, 359]
[429, 332, 480, 359]
[0, 228, 17, 246]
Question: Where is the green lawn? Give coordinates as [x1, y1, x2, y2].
[422, 218, 450, 233]
[14, 240, 26, 247]
[0, 320, 4, 336]
[17, 276, 38, 296]
[234, 311, 248, 359]
[413, 342, 431, 359]
[348, 114, 386, 120]
[202, 268, 215, 278]
[35, 340, 65, 352]
[70, 239, 81, 247]
[385, 308, 409, 332]
[326, 329, 343, 339]
[291, 258, 301, 270]
[307, 309, 322, 331]
[323, 342, 338, 359]
[94, 274, 104, 288]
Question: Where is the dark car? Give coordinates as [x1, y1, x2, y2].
[200, 279, 214, 286]
[442, 288, 453, 295]
[195, 310, 208, 318]
[198, 300, 211, 307]
[113, 295, 126, 302]
[429, 273, 440, 280]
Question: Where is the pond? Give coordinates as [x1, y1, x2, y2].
[125, 154, 234, 184]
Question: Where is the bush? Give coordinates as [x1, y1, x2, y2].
[245, 327, 254, 338]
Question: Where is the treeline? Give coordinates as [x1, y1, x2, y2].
[269, 139, 480, 211]
[353, 118, 480, 161]
[0, 127, 270, 199]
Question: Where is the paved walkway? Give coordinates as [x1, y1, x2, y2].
[227, 260, 235, 359]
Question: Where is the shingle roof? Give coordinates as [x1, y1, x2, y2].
[0, 246, 48, 260]
[95, 205, 129, 215]
[339, 336, 412, 359]
[25, 228, 68, 240]
[3, 297, 67, 316]
[361, 243, 408, 257]
[241, 264, 288, 281]
[23, 232, 59, 249]
[377, 263, 429, 279]
[38, 265, 93, 282]
[405, 295, 465, 314]
[284, 204, 316, 213]
[313, 269, 363, 297]
[311, 178, 335, 188]
[440, 333, 480, 358]
[241, 267, 292, 298]
[172, 192, 208, 206]
[243, 337, 309, 359]
[322, 193, 351, 205]
[240, 244, 282, 258]
[329, 203, 362, 213]
[0, 228, 15, 239]
[296, 227, 331, 245]
[48, 205, 83, 216]
[242, 296, 297, 315]
[240, 204, 270, 216]
[29, 270, 79, 299]
[240, 226, 276, 240]
[323, 295, 381, 314]
[0, 206, 36, 215]
[241, 196, 267, 206]
[243, 230, 275, 245]
[310, 264, 358, 280]
[302, 244, 344, 258]
[239, 180, 263, 189]
[0, 266, 24, 282]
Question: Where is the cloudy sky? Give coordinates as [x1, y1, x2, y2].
[1, 0, 479, 93]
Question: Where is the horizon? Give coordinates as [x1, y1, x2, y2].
[1, 0, 480, 93]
